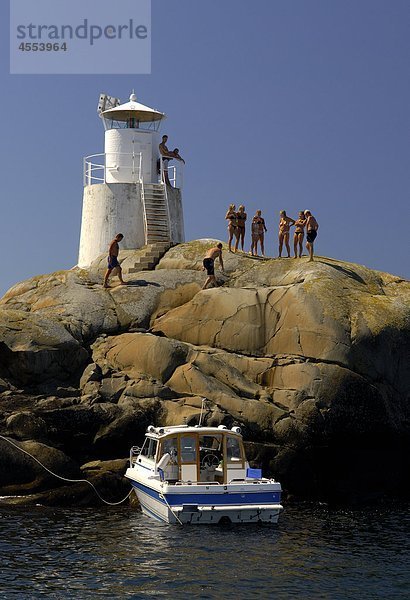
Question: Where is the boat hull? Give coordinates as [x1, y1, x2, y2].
[127, 475, 283, 525]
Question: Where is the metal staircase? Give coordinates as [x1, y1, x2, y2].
[141, 183, 171, 245]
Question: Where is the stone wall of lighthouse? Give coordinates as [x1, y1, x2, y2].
[77, 183, 184, 269]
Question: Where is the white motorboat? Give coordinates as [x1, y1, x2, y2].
[125, 422, 283, 524]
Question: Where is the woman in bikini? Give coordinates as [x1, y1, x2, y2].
[293, 211, 306, 258]
[250, 210, 267, 257]
[225, 204, 237, 252]
[278, 210, 296, 258]
[234, 205, 247, 252]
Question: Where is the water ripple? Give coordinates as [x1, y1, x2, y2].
[0, 503, 409, 599]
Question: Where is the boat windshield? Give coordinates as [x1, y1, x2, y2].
[226, 436, 242, 461]
[140, 437, 158, 460]
[161, 435, 178, 460]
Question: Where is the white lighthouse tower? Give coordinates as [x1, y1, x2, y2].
[78, 92, 185, 268]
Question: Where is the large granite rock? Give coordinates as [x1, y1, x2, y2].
[0, 241, 409, 505]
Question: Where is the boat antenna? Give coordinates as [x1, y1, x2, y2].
[199, 397, 209, 426]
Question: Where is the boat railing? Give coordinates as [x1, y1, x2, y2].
[168, 478, 272, 486]
[173, 481, 220, 486]
[129, 446, 141, 466]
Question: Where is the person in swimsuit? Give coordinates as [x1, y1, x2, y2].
[234, 205, 247, 252]
[103, 233, 126, 288]
[250, 210, 267, 257]
[202, 243, 225, 289]
[304, 210, 319, 262]
[225, 204, 237, 252]
[293, 211, 306, 258]
[171, 148, 185, 164]
[159, 135, 174, 186]
[278, 210, 296, 258]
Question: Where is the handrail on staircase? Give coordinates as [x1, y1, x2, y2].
[139, 178, 149, 246]
[162, 183, 172, 244]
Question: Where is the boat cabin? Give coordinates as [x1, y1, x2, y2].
[133, 425, 248, 485]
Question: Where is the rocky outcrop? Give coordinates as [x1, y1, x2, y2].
[0, 241, 409, 505]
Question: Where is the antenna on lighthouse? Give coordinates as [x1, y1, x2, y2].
[97, 93, 120, 115]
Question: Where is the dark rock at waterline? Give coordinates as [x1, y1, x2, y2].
[0, 437, 82, 495]
[0, 459, 130, 507]
[0, 241, 409, 506]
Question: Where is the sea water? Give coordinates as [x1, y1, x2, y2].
[0, 503, 408, 599]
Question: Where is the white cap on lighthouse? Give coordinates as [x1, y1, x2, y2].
[101, 92, 165, 123]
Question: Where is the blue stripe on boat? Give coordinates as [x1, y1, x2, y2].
[131, 481, 281, 506]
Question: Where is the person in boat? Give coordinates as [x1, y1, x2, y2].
[202, 243, 225, 289]
[103, 233, 126, 288]
[293, 211, 306, 258]
[250, 209, 267, 257]
[225, 204, 237, 252]
[278, 210, 296, 258]
[304, 210, 319, 261]
[234, 205, 247, 252]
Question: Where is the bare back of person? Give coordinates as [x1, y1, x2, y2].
[205, 247, 222, 261]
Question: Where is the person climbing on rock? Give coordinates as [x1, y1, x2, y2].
[103, 233, 127, 288]
[202, 243, 225, 289]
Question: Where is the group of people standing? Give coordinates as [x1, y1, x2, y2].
[225, 205, 319, 262]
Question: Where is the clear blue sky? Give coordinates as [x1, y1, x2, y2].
[1, 0, 409, 297]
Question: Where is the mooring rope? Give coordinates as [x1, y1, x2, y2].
[0, 434, 133, 506]
[159, 491, 183, 525]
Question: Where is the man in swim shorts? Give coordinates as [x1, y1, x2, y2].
[103, 233, 127, 288]
[159, 135, 173, 186]
[304, 211, 319, 262]
[202, 243, 225, 289]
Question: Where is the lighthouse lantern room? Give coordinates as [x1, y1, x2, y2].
[78, 92, 185, 268]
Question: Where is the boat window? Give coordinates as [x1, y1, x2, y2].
[180, 436, 197, 463]
[199, 434, 222, 451]
[140, 438, 158, 460]
[147, 439, 158, 460]
[226, 436, 242, 461]
[160, 436, 178, 461]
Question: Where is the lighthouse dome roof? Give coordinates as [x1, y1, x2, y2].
[101, 93, 165, 123]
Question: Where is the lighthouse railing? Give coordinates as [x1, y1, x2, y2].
[158, 157, 183, 188]
[84, 154, 105, 186]
[83, 152, 143, 185]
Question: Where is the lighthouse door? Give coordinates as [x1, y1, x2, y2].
[132, 133, 152, 183]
